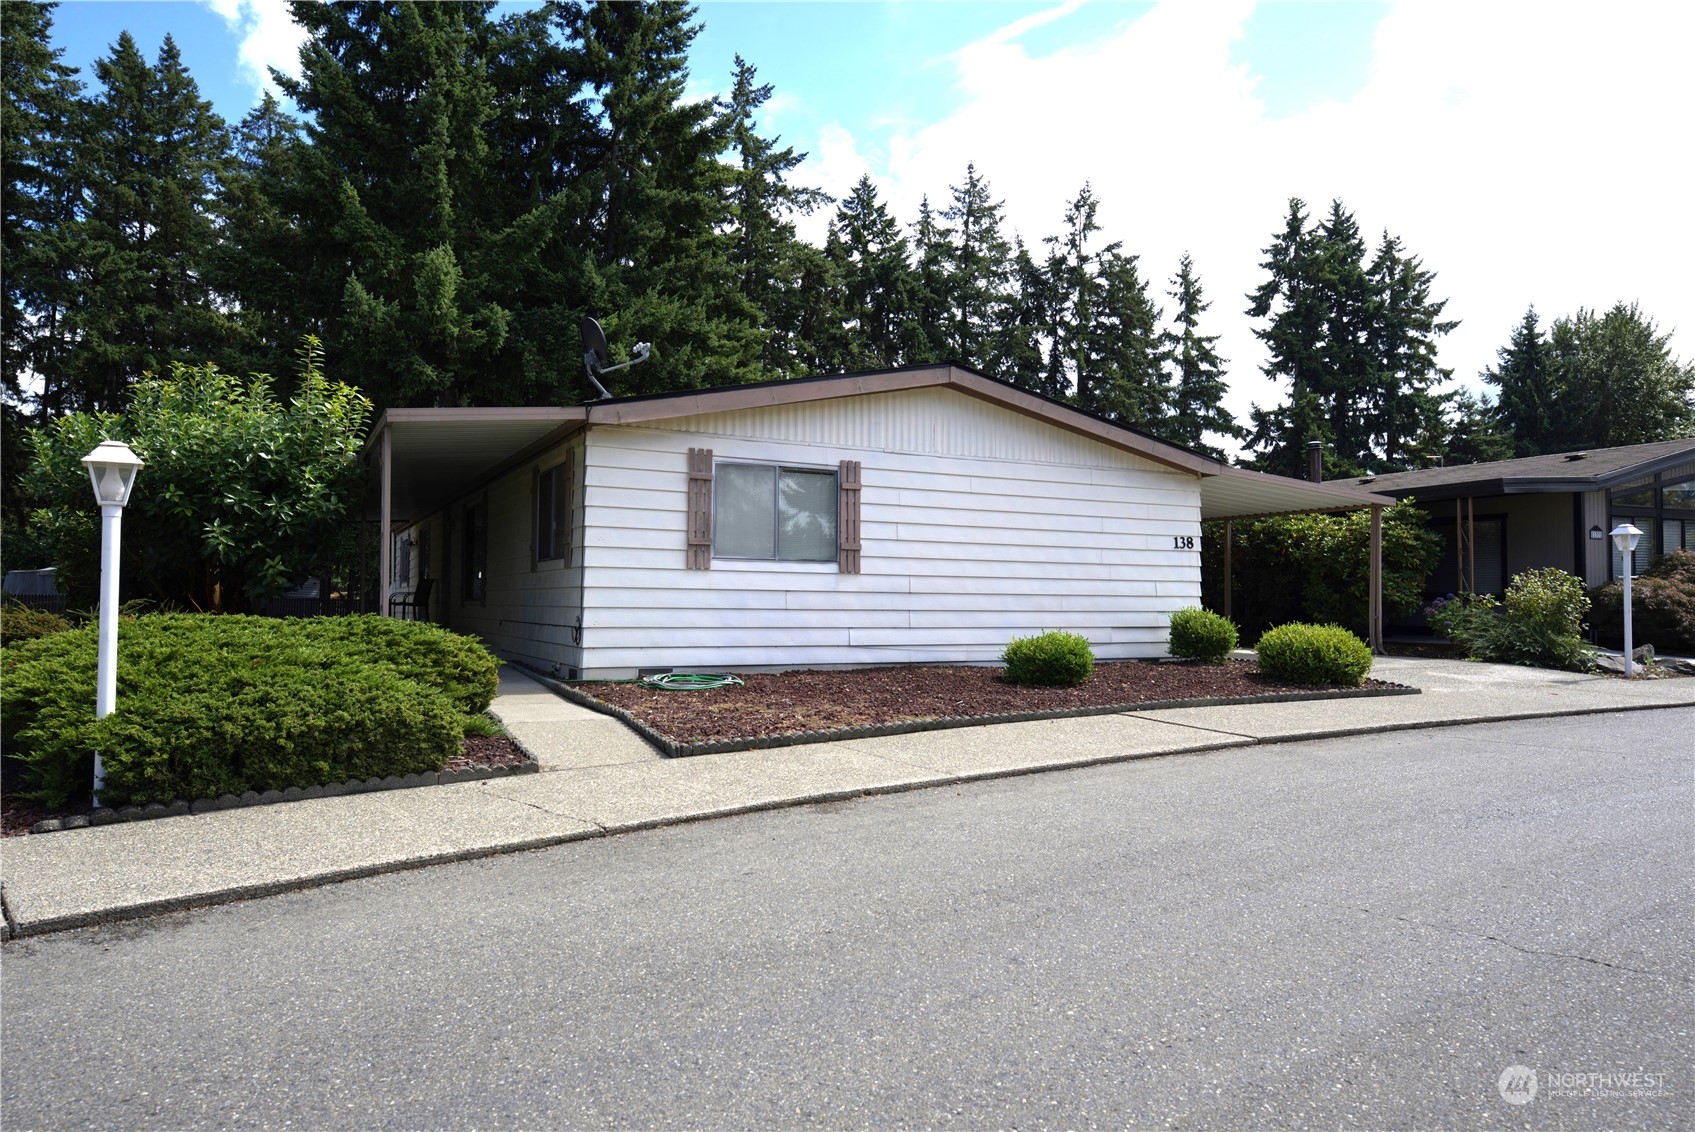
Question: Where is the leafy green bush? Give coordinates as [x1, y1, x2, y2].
[1168, 607, 1238, 663]
[1435, 569, 1594, 671]
[1001, 630, 1095, 687]
[2, 614, 500, 807]
[1201, 499, 1442, 642]
[1255, 622, 1373, 686]
[1, 602, 71, 646]
[1590, 550, 1695, 653]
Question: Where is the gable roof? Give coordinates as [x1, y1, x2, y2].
[366, 365, 1394, 522]
[1352, 438, 1695, 501]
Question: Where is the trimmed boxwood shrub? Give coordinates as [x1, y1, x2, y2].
[1001, 629, 1094, 687]
[1255, 622, 1373, 687]
[1168, 607, 1238, 664]
[2, 614, 500, 808]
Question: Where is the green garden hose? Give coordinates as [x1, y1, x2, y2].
[638, 672, 745, 691]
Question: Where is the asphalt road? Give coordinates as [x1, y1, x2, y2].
[3, 709, 1690, 1129]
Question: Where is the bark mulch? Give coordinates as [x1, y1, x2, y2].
[573, 659, 1406, 746]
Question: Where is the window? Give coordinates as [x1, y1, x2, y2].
[536, 461, 572, 562]
[713, 462, 837, 561]
[462, 499, 487, 601]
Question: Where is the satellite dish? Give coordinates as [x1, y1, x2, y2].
[578, 314, 652, 402]
[580, 316, 610, 369]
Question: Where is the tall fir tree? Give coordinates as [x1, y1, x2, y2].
[939, 163, 1012, 370]
[987, 237, 1060, 398]
[1044, 184, 1115, 408]
[720, 55, 829, 379]
[825, 175, 918, 370]
[48, 32, 237, 414]
[1361, 230, 1455, 471]
[1482, 307, 1558, 456]
[906, 195, 952, 365]
[555, 0, 764, 396]
[1245, 198, 1454, 476]
[2, 0, 82, 414]
[1160, 253, 1242, 459]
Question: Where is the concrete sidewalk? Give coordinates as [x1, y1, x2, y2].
[3, 659, 1691, 939]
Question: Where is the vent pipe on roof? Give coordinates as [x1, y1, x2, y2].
[1307, 440, 1323, 483]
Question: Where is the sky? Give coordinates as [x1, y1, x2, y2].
[43, 1, 1695, 446]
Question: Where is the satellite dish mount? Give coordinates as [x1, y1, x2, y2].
[580, 316, 651, 401]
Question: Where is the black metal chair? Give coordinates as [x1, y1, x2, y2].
[387, 577, 434, 621]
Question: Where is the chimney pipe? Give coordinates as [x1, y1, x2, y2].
[1307, 440, 1323, 483]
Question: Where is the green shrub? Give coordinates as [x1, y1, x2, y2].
[1, 602, 70, 646]
[1255, 622, 1373, 686]
[1590, 550, 1695, 653]
[2, 613, 500, 807]
[1001, 629, 1095, 687]
[1168, 607, 1238, 663]
[1435, 569, 1594, 671]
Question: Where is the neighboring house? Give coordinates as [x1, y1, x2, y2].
[1353, 438, 1695, 599]
[368, 365, 1391, 678]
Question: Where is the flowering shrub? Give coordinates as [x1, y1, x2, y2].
[1429, 570, 1593, 671]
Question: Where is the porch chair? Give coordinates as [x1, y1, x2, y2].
[388, 576, 435, 622]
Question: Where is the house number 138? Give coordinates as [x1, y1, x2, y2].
[1172, 536, 1196, 550]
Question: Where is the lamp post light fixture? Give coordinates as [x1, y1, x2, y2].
[1610, 523, 1643, 678]
[81, 440, 144, 806]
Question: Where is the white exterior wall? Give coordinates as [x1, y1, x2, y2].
[577, 387, 1202, 677]
[443, 439, 585, 674]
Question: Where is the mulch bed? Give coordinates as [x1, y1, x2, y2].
[573, 659, 1406, 746]
[1, 734, 529, 838]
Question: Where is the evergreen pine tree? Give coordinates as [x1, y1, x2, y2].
[1160, 253, 1243, 458]
[1045, 184, 1115, 408]
[907, 195, 952, 364]
[1362, 231, 1455, 471]
[1482, 307, 1557, 456]
[556, 0, 763, 396]
[987, 237, 1060, 397]
[720, 55, 829, 379]
[1244, 198, 1330, 477]
[56, 32, 235, 413]
[940, 163, 1012, 370]
[2, 0, 82, 415]
[826, 175, 917, 370]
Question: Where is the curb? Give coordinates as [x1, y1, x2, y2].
[25, 757, 541, 837]
[513, 661, 1421, 758]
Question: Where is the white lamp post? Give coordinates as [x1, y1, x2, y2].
[81, 440, 144, 806]
[1610, 523, 1643, 678]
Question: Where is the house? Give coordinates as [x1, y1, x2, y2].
[368, 365, 1393, 678]
[1352, 438, 1695, 598]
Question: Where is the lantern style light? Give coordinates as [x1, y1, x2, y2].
[80, 440, 144, 806]
[1610, 523, 1643, 678]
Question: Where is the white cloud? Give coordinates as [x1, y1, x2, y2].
[805, 0, 1695, 453]
[201, 0, 307, 105]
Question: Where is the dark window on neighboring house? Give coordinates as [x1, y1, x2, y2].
[536, 461, 572, 563]
[463, 499, 487, 601]
[1609, 472, 1695, 576]
[1429, 515, 1506, 597]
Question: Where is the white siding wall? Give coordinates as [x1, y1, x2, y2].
[578, 387, 1202, 677]
[443, 439, 585, 674]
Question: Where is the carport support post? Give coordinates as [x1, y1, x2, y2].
[1222, 520, 1233, 621]
[1369, 505, 1384, 654]
[379, 423, 392, 617]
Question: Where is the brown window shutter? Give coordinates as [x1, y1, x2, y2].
[687, 447, 713, 569]
[838, 459, 862, 574]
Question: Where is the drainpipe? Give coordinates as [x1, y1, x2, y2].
[1307, 441, 1323, 483]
